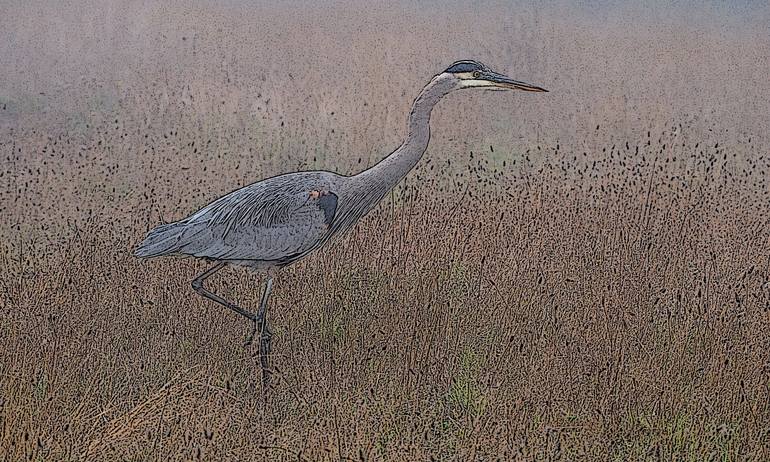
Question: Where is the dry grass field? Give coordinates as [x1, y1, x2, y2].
[2, 1, 770, 460]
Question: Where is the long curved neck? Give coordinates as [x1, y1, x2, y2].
[326, 75, 455, 236]
[356, 76, 454, 191]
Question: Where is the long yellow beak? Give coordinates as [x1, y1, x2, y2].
[486, 71, 548, 92]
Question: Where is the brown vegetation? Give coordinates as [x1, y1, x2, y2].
[2, 1, 770, 460]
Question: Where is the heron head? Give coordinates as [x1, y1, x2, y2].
[443, 60, 548, 93]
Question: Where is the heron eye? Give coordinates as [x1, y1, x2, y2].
[472, 71, 481, 78]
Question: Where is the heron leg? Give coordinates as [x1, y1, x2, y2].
[191, 264, 275, 389]
[191, 262, 260, 344]
[256, 277, 274, 389]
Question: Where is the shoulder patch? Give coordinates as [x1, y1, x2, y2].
[312, 191, 338, 226]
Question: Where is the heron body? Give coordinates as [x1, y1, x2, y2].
[135, 60, 547, 388]
[137, 171, 342, 269]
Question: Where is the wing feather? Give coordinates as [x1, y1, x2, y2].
[176, 173, 338, 262]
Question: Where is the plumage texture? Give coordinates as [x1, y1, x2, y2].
[135, 72, 457, 269]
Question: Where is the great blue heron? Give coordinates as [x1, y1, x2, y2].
[135, 60, 547, 386]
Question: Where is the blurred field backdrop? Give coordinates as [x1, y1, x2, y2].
[2, 0, 770, 460]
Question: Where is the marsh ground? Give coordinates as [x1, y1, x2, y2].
[2, 1, 770, 460]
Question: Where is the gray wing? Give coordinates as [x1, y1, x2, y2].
[175, 174, 338, 262]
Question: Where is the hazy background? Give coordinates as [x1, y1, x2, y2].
[2, 0, 769, 153]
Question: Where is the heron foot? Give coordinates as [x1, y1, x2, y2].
[244, 318, 258, 346]
[243, 317, 272, 389]
[243, 313, 265, 346]
[259, 323, 273, 389]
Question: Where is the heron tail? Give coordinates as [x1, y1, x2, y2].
[134, 221, 185, 258]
